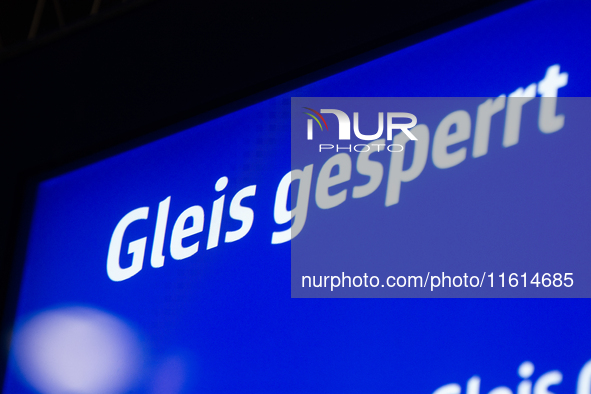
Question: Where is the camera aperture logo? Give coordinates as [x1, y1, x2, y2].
[303, 107, 418, 153]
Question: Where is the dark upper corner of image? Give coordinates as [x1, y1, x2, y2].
[0, 0, 523, 160]
[0, 0, 152, 59]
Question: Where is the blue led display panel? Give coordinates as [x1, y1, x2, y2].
[3, 0, 591, 392]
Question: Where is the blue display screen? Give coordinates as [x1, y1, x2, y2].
[4, 0, 591, 392]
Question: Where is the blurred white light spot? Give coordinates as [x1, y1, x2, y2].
[519, 361, 535, 378]
[13, 306, 143, 394]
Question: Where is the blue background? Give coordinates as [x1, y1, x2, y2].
[3, 0, 591, 392]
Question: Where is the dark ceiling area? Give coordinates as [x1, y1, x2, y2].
[0, 0, 523, 325]
[0, 0, 152, 55]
